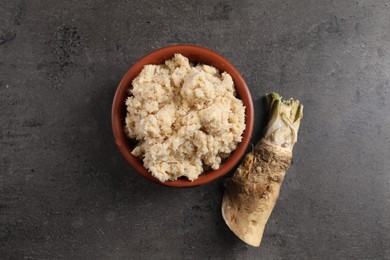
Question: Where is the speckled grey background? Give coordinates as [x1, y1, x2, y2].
[1, 0, 390, 259]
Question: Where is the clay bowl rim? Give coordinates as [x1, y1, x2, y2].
[112, 44, 254, 188]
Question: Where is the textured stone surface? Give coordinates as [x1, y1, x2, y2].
[1, 0, 390, 259]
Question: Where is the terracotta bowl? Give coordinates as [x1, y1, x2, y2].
[112, 45, 254, 187]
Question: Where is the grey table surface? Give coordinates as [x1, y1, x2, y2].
[1, 0, 390, 259]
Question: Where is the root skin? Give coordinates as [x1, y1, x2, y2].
[222, 140, 292, 247]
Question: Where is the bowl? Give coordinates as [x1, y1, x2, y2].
[112, 45, 254, 187]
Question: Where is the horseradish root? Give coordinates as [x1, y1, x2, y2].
[222, 92, 303, 247]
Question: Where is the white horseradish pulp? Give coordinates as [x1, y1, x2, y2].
[125, 54, 246, 182]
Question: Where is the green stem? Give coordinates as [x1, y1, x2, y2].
[263, 92, 304, 151]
